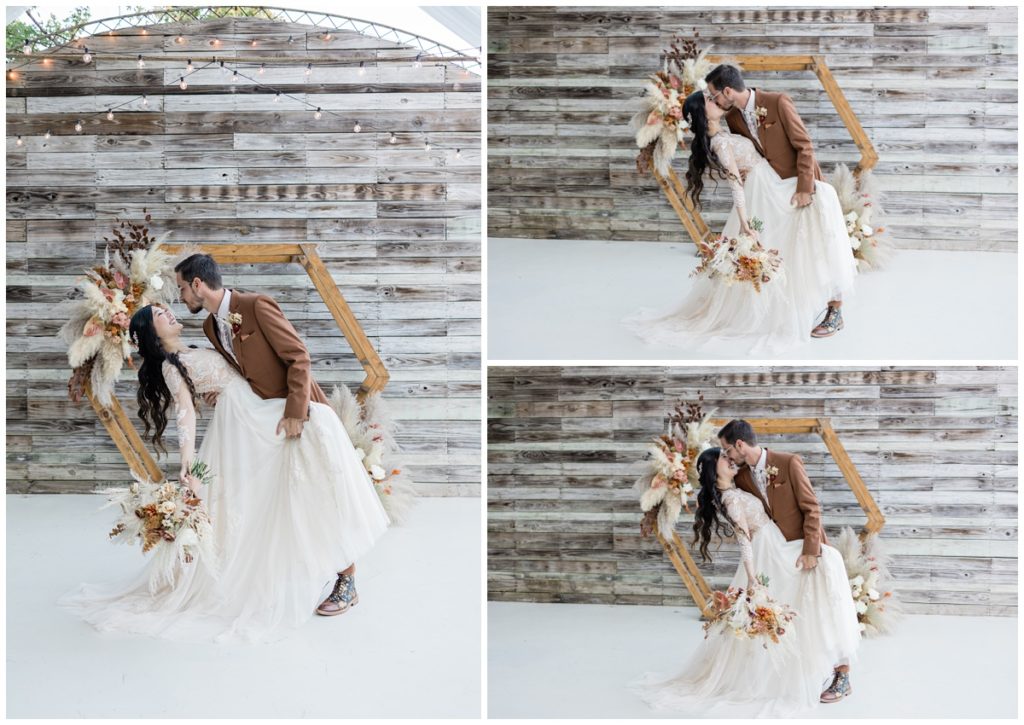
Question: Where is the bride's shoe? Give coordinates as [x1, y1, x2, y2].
[819, 669, 852, 703]
[316, 573, 359, 616]
[811, 305, 844, 338]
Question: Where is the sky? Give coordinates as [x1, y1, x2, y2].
[8, 2, 480, 55]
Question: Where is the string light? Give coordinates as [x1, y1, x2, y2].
[15, 135, 23, 146]
[455, 148, 462, 160]
[424, 138, 431, 151]
[22, 42, 32, 55]
[358, 61, 366, 76]
[258, 63, 266, 75]
[178, 76, 188, 90]
[413, 54, 422, 68]
[175, 35, 185, 44]
[353, 121, 362, 133]
[389, 132, 398, 145]
[44, 129, 51, 140]
[313, 107, 322, 120]
[273, 91, 281, 103]
[106, 109, 114, 120]
[304, 62, 313, 77]
[287, 35, 294, 44]
[219, 60, 227, 75]
[141, 94, 148, 107]
[250, 39, 257, 47]
[231, 70, 239, 83]
[82, 47, 91, 64]
[74, 120, 83, 133]
[186, 58, 194, 72]
[136, 54, 145, 68]
[322, 32, 332, 41]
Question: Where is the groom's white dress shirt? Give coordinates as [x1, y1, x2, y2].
[215, 289, 238, 363]
[741, 89, 759, 137]
[752, 447, 770, 510]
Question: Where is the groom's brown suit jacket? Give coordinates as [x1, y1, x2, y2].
[735, 449, 827, 557]
[725, 89, 822, 196]
[203, 290, 328, 421]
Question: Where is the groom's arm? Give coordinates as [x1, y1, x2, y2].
[776, 93, 818, 196]
[253, 295, 313, 421]
[788, 454, 823, 557]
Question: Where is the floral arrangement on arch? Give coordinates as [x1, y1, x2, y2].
[836, 526, 900, 637]
[692, 217, 785, 293]
[328, 384, 416, 523]
[831, 163, 895, 271]
[58, 212, 178, 407]
[631, 33, 718, 176]
[635, 394, 718, 539]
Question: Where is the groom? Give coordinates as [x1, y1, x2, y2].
[705, 65, 845, 339]
[718, 419, 853, 704]
[174, 253, 360, 617]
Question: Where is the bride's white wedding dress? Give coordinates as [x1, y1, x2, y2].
[631, 488, 860, 717]
[626, 129, 858, 355]
[60, 347, 390, 643]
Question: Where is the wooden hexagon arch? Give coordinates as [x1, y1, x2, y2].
[655, 55, 878, 246]
[657, 417, 885, 617]
[86, 243, 389, 485]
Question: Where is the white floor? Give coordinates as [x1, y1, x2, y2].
[488, 239, 1018, 360]
[6, 495, 482, 718]
[488, 601, 1017, 719]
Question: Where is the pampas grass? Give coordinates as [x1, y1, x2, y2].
[830, 163, 896, 272]
[836, 526, 902, 637]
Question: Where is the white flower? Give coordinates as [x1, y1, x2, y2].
[867, 588, 880, 600]
[354, 447, 366, 461]
[858, 622, 867, 632]
[177, 528, 198, 546]
[369, 464, 387, 480]
[850, 236, 861, 250]
[860, 224, 874, 236]
[845, 211, 859, 223]
[129, 482, 139, 494]
[697, 79, 708, 91]
[682, 483, 693, 495]
[855, 600, 868, 614]
[150, 274, 164, 291]
[158, 500, 176, 514]
[172, 510, 185, 522]
[852, 575, 866, 588]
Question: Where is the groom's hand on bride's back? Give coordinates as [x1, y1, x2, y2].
[276, 416, 305, 439]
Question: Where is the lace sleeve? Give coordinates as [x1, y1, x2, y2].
[712, 134, 748, 221]
[163, 361, 196, 477]
[724, 493, 756, 584]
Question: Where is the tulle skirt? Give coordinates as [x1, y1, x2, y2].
[59, 377, 390, 644]
[630, 523, 861, 717]
[625, 162, 858, 355]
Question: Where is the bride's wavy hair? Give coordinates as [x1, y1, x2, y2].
[682, 91, 730, 211]
[129, 305, 198, 456]
[691, 447, 736, 563]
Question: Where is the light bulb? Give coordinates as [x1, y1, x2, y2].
[82, 47, 91, 63]
[353, 122, 362, 133]
[413, 55, 421, 68]
[424, 139, 431, 151]
[287, 35, 294, 44]
[44, 129, 51, 139]
[107, 109, 114, 120]
[455, 148, 462, 160]
[273, 92, 281, 103]
[389, 132, 398, 145]
[250, 39, 257, 47]
[179, 77, 188, 90]
[231, 70, 239, 83]
[358, 61, 366, 76]
[22, 42, 31, 55]
[219, 60, 227, 75]
[304, 62, 312, 77]
[314, 107, 322, 120]
[323, 32, 332, 41]
[75, 120, 83, 133]
[186, 58, 193, 72]
[141, 94, 148, 107]
[453, 82, 461, 91]
[15, 135, 23, 146]
[258, 63, 265, 75]
[137, 54, 145, 68]
[175, 35, 185, 44]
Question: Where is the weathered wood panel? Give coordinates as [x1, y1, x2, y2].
[487, 366, 1018, 616]
[487, 6, 1018, 252]
[6, 17, 481, 496]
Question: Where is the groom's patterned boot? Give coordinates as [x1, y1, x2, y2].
[316, 573, 358, 616]
[820, 668, 852, 703]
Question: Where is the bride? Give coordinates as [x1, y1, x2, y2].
[59, 304, 390, 643]
[631, 447, 860, 716]
[626, 91, 857, 354]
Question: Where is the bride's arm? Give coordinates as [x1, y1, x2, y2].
[162, 361, 198, 489]
[712, 137, 757, 240]
[723, 495, 757, 587]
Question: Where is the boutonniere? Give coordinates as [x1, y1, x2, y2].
[755, 106, 769, 129]
[766, 465, 781, 487]
[227, 311, 243, 336]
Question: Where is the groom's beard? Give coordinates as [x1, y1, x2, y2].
[184, 299, 203, 314]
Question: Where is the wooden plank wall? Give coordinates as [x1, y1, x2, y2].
[488, 366, 1018, 616]
[6, 17, 482, 496]
[488, 6, 1018, 251]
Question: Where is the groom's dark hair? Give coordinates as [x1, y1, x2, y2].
[175, 253, 223, 289]
[719, 419, 757, 447]
[705, 64, 745, 92]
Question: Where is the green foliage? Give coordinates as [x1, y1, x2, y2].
[6, 6, 92, 55]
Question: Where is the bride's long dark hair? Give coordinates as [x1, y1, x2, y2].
[682, 91, 731, 211]
[691, 447, 736, 563]
[129, 305, 198, 455]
